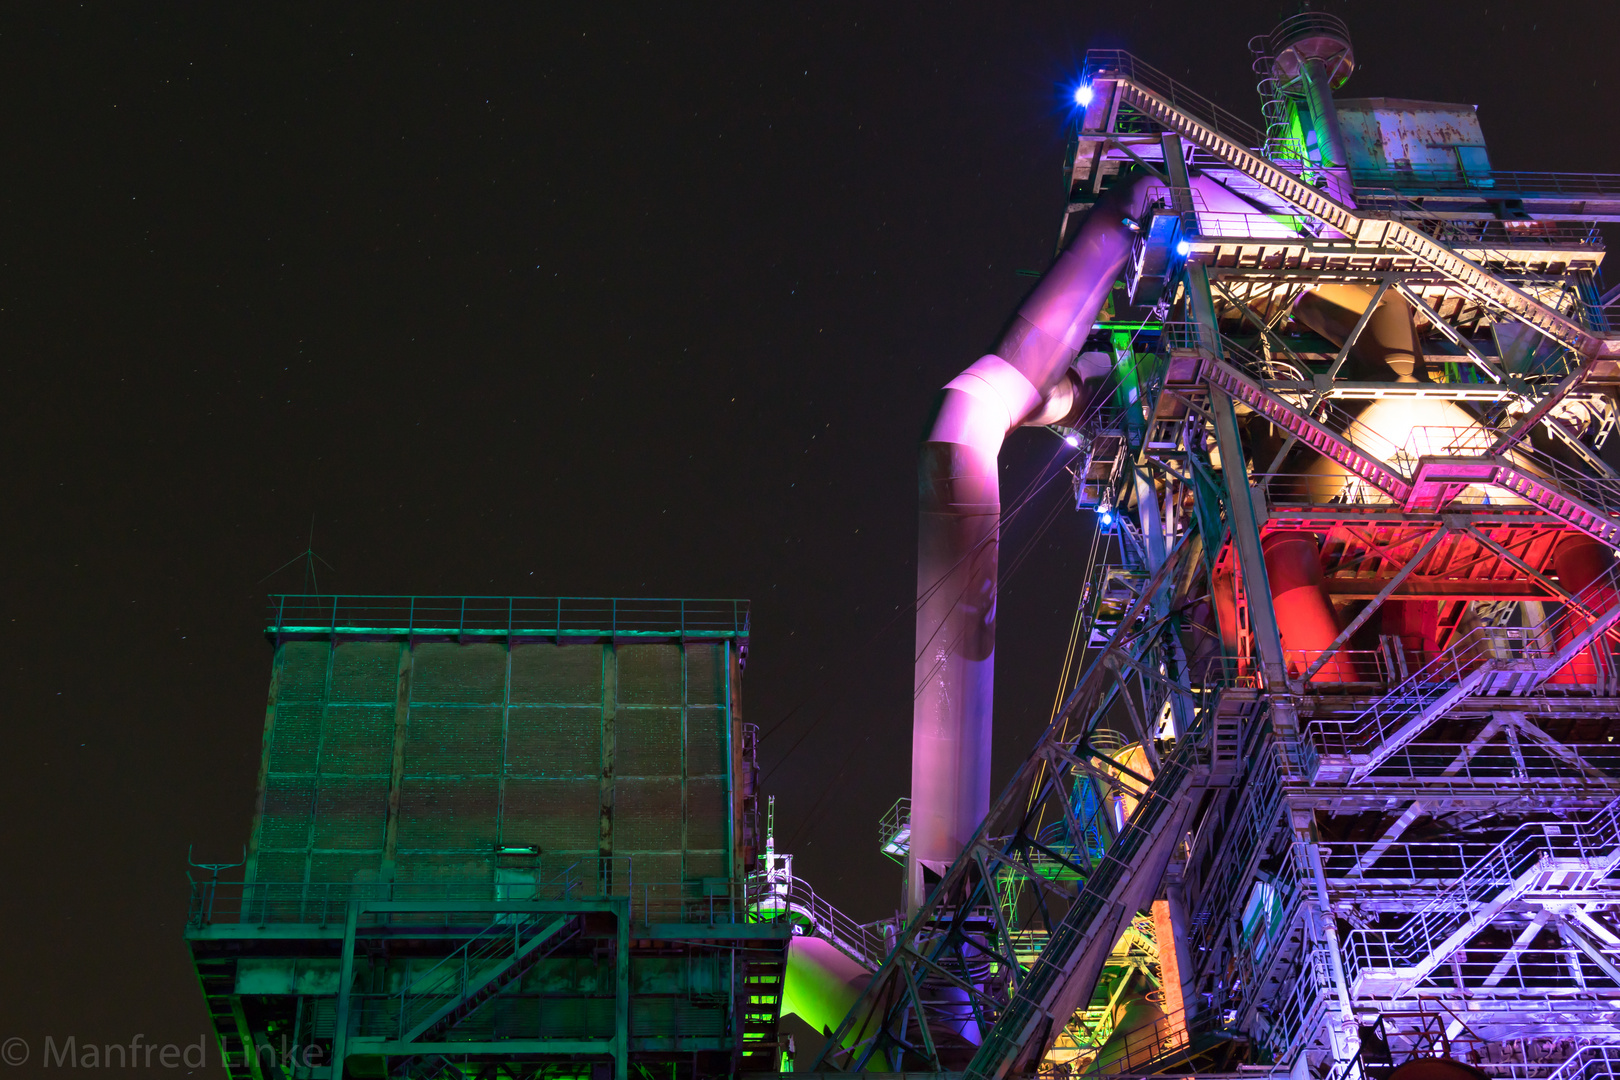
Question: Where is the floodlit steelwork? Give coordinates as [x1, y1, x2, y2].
[188, 13, 1620, 1080]
[186, 596, 797, 1080]
[816, 12, 1620, 1080]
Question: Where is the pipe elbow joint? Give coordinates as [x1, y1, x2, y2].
[1021, 368, 1084, 429]
[929, 354, 1046, 452]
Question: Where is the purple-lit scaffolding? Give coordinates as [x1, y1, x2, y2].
[820, 11, 1620, 1079]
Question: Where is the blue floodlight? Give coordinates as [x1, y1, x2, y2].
[1099, 510, 1113, 525]
[1176, 239, 1192, 257]
[1074, 84, 1094, 107]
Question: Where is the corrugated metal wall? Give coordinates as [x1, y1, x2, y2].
[247, 639, 734, 891]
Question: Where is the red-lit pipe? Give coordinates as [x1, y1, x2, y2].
[1550, 534, 1620, 685]
[1261, 531, 1361, 682]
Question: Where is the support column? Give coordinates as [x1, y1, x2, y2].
[1210, 384, 1287, 687]
[600, 644, 618, 895]
[381, 643, 414, 881]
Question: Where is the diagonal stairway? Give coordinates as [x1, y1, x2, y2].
[963, 734, 1205, 1080]
[1307, 570, 1620, 780]
[398, 914, 581, 1045]
[737, 946, 791, 1070]
[194, 959, 257, 1080]
[1080, 1003, 1246, 1076]
[1343, 796, 1620, 997]
[1082, 52, 1618, 362]
[1187, 350, 1620, 551]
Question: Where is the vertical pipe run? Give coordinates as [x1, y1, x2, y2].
[1551, 534, 1620, 684]
[908, 173, 1157, 912]
[1262, 531, 1361, 683]
[1299, 58, 1349, 168]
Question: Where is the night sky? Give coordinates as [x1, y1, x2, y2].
[4, 1, 1617, 1065]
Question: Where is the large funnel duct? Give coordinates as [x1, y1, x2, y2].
[908, 172, 1159, 911]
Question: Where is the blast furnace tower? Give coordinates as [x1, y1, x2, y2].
[820, 11, 1620, 1080]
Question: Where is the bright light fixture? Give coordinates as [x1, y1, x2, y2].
[1074, 84, 1094, 107]
[1099, 510, 1113, 525]
[1064, 434, 1080, 447]
[1176, 239, 1192, 256]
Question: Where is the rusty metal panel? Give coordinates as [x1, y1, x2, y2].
[1337, 96, 1491, 178]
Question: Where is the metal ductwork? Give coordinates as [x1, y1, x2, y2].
[907, 170, 1254, 909]
[907, 172, 1165, 910]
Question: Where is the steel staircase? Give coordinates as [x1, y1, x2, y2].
[396, 913, 581, 1045]
[194, 959, 257, 1080]
[1199, 357, 1410, 498]
[1082, 52, 1618, 362]
[963, 734, 1205, 1080]
[1307, 570, 1620, 780]
[738, 947, 790, 1070]
[1080, 1003, 1246, 1075]
[1185, 349, 1620, 550]
[1343, 796, 1620, 997]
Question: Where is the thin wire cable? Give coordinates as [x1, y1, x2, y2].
[762, 440, 1083, 786]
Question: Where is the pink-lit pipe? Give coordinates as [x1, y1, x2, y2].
[908, 172, 1167, 911]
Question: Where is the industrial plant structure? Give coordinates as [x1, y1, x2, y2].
[188, 11, 1620, 1080]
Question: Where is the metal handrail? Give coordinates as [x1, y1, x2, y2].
[187, 859, 630, 927]
[744, 871, 886, 970]
[1351, 168, 1620, 198]
[1304, 563, 1620, 757]
[1081, 50, 1267, 152]
[264, 593, 752, 640]
[1342, 796, 1620, 984]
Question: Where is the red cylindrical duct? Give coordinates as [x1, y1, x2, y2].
[1381, 599, 1441, 676]
[1212, 567, 1241, 654]
[1262, 531, 1361, 682]
[1550, 534, 1620, 685]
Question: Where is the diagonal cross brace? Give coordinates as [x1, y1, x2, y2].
[1201, 356, 1412, 500]
[1110, 76, 1615, 362]
[1302, 527, 1449, 682]
[402, 914, 576, 1046]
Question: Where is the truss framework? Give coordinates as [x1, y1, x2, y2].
[816, 47, 1620, 1080]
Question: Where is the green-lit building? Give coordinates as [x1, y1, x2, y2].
[187, 595, 785, 1080]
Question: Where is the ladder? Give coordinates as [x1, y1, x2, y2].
[738, 946, 791, 1070]
[194, 958, 259, 1080]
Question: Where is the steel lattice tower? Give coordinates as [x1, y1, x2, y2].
[815, 14, 1620, 1080]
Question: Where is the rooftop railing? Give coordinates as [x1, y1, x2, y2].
[188, 858, 635, 928]
[266, 594, 750, 642]
[1080, 50, 1267, 153]
[1350, 168, 1620, 199]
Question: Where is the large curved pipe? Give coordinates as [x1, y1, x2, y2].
[782, 937, 874, 1045]
[1294, 283, 1423, 382]
[908, 171, 1169, 910]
